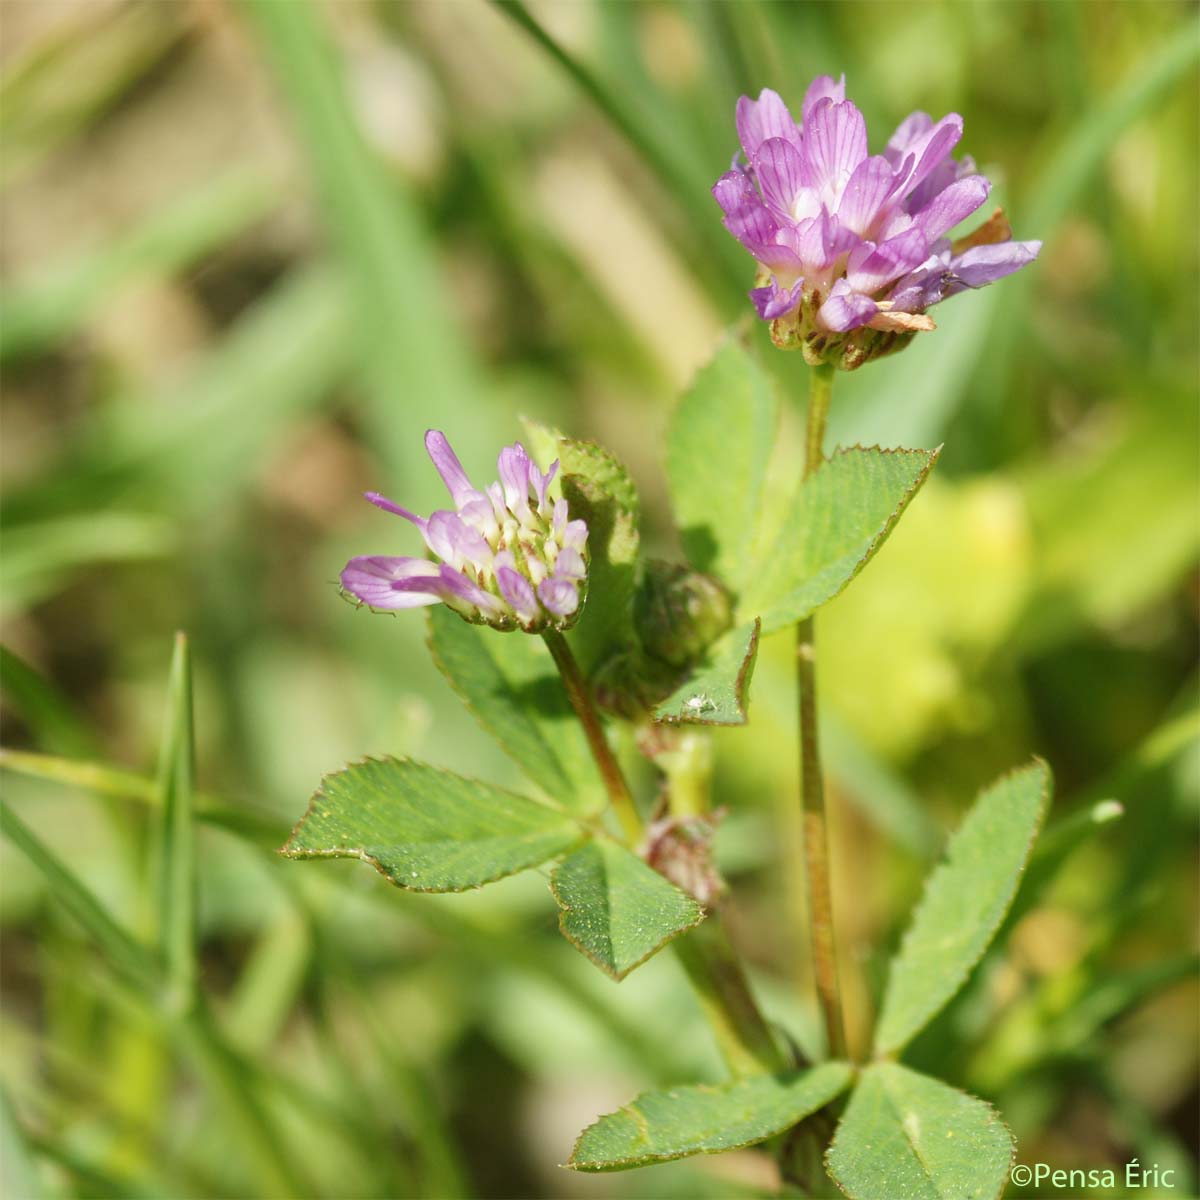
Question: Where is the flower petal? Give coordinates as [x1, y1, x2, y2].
[837, 155, 897, 236]
[884, 110, 933, 164]
[897, 113, 963, 202]
[909, 175, 991, 241]
[457, 493, 500, 542]
[801, 73, 846, 123]
[885, 245, 954, 312]
[753, 137, 807, 220]
[364, 491, 426, 533]
[749, 278, 804, 320]
[538, 577, 580, 618]
[496, 566, 539, 623]
[801, 98, 868, 203]
[424, 510, 491, 570]
[736, 88, 800, 158]
[438, 564, 505, 616]
[713, 169, 802, 273]
[818, 279, 878, 332]
[497, 443, 534, 518]
[554, 547, 587, 580]
[845, 226, 929, 294]
[562, 517, 588, 552]
[778, 210, 858, 273]
[425, 430, 475, 506]
[533, 459, 558, 513]
[340, 556, 442, 610]
[947, 240, 1042, 291]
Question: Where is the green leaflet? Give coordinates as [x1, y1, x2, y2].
[569, 1061, 854, 1172]
[551, 839, 703, 980]
[427, 608, 604, 815]
[874, 760, 1051, 1056]
[739, 446, 939, 634]
[667, 340, 777, 586]
[559, 438, 640, 675]
[826, 1063, 1013, 1200]
[653, 620, 760, 726]
[282, 757, 581, 892]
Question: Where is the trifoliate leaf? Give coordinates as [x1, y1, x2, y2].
[559, 439, 640, 674]
[667, 339, 778, 586]
[653, 620, 760, 726]
[569, 1062, 853, 1172]
[551, 838, 703, 980]
[282, 757, 581, 891]
[826, 1063, 1013, 1200]
[740, 446, 938, 634]
[874, 760, 1051, 1055]
[427, 607, 604, 815]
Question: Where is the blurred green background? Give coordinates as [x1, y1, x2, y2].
[1, 1, 1197, 1197]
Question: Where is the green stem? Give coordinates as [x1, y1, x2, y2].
[797, 364, 848, 1061]
[672, 921, 783, 1077]
[657, 734, 783, 1077]
[541, 631, 642, 843]
[544, 634, 780, 1075]
[805, 364, 834, 476]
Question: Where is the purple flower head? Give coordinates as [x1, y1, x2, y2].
[341, 431, 589, 633]
[714, 75, 1041, 370]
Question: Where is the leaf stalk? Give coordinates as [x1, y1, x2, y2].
[541, 630, 643, 843]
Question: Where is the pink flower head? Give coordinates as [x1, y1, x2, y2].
[341, 431, 588, 632]
[714, 75, 1040, 369]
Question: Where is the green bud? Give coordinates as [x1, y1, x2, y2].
[633, 561, 733, 669]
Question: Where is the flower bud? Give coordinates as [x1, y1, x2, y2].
[633, 561, 733, 669]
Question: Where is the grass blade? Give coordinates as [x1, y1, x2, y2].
[0, 799, 160, 993]
[0, 646, 99, 757]
[238, 0, 506, 504]
[0, 747, 302, 844]
[154, 633, 197, 1015]
[493, 0, 745, 294]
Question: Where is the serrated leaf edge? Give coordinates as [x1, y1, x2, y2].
[559, 436, 641, 512]
[653, 618, 762, 727]
[279, 754, 583, 893]
[824, 1065, 1016, 1200]
[548, 839, 705, 981]
[873, 758, 1052, 1057]
[568, 1061, 855, 1172]
[756, 443, 942, 633]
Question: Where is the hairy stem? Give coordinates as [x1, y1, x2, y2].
[797, 363, 848, 1060]
[541, 631, 642, 843]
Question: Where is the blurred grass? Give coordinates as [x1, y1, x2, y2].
[1, 0, 1196, 1197]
